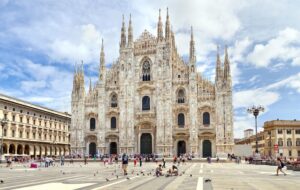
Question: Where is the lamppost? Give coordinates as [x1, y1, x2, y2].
[247, 105, 264, 155]
[1, 118, 9, 163]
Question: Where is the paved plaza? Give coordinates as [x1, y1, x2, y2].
[0, 161, 299, 190]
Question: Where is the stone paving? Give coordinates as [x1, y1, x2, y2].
[0, 161, 299, 190]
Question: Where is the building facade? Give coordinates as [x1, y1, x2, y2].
[235, 130, 265, 155]
[0, 93, 71, 160]
[71, 9, 234, 157]
[264, 120, 300, 158]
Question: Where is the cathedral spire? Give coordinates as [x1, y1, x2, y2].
[89, 78, 92, 93]
[128, 14, 133, 47]
[189, 26, 196, 64]
[224, 45, 231, 80]
[215, 45, 222, 82]
[165, 7, 171, 40]
[157, 9, 163, 42]
[99, 38, 105, 80]
[120, 15, 127, 49]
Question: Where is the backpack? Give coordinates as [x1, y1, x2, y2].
[280, 161, 285, 168]
[123, 155, 128, 162]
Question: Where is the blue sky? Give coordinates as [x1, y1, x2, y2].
[0, 0, 300, 138]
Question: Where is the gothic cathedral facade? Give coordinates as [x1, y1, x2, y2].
[71, 9, 234, 157]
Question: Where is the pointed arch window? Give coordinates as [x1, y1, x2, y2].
[111, 117, 117, 129]
[203, 112, 210, 125]
[142, 96, 150, 111]
[178, 113, 185, 127]
[177, 89, 185, 103]
[142, 60, 151, 81]
[90, 118, 96, 131]
[111, 94, 118, 108]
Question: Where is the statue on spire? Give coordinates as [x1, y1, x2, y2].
[99, 38, 106, 80]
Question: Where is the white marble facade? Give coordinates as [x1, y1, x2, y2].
[70, 9, 234, 157]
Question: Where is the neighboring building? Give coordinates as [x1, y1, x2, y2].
[244, 129, 253, 138]
[71, 9, 234, 157]
[235, 131, 265, 155]
[264, 120, 300, 158]
[0, 93, 71, 160]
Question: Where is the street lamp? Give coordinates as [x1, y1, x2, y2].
[1, 118, 9, 163]
[247, 105, 264, 154]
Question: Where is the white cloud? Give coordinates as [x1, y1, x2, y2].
[267, 72, 300, 93]
[233, 88, 280, 109]
[21, 80, 46, 92]
[247, 28, 300, 67]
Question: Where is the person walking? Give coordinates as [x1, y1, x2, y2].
[134, 157, 137, 167]
[139, 156, 142, 167]
[122, 153, 129, 175]
[276, 157, 287, 176]
[60, 156, 65, 166]
[162, 157, 166, 168]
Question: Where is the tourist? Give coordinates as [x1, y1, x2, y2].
[171, 165, 178, 176]
[60, 156, 65, 166]
[122, 153, 129, 175]
[155, 164, 163, 177]
[276, 157, 287, 176]
[162, 156, 166, 168]
[84, 156, 87, 165]
[133, 157, 137, 167]
[139, 156, 142, 167]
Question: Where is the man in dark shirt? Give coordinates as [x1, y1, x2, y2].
[122, 153, 129, 175]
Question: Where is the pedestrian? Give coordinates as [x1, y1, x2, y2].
[162, 157, 166, 168]
[139, 156, 142, 167]
[122, 153, 129, 175]
[60, 156, 65, 166]
[84, 156, 87, 165]
[134, 157, 137, 167]
[276, 157, 287, 176]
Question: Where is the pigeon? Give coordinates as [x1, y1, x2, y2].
[182, 171, 185, 174]
[94, 173, 96, 177]
[62, 172, 66, 175]
[137, 173, 139, 176]
[190, 174, 192, 177]
[205, 179, 211, 183]
[126, 177, 130, 180]
[116, 175, 118, 179]
[106, 178, 110, 182]
[0, 180, 4, 183]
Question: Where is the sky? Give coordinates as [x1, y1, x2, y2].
[0, 0, 300, 138]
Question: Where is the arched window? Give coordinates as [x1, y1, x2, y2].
[203, 112, 210, 125]
[177, 89, 185, 103]
[111, 94, 118, 108]
[296, 138, 300, 146]
[90, 118, 96, 131]
[142, 96, 150, 111]
[142, 61, 151, 81]
[178, 113, 185, 127]
[287, 138, 292, 146]
[111, 117, 116, 129]
[278, 138, 283, 146]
